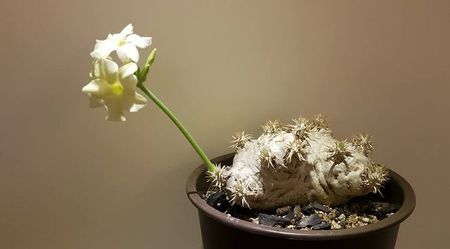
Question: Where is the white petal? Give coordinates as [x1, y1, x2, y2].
[82, 79, 110, 95]
[106, 112, 126, 121]
[104, 97, 126, 121]
[91, 60, 100, 78]
[90, 39, 117, 59]
[116, 43, 139, 63]
[99, 58, 118, 83]
[126, 34, 152, 48]
[107, 33, 124, 45]
[129, 93, 147, 112]
[120, 24, 134, 36]
[119, 63, 138, 79]
[120, 74, 138, 90]
[135, 92, 147, 104]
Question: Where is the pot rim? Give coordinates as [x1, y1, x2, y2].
[186, 153, 415, 240]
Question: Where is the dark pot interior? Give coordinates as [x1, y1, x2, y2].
[187, 153, 415, 249]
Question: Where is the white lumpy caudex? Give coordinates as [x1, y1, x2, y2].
[211, 115, 389, 210]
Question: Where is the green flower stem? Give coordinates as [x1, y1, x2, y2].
[137, 83, 217, 172]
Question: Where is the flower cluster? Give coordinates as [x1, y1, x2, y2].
[82, 24, 152, 121]
[81, 24, 217, 173]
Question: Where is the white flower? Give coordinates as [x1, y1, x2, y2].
[82, 58, 147, 121]
[90, 24, 152, 63]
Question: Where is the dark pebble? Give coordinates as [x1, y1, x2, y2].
[228, 205, 256, 220]
[284, 210, 295, 221]
[380, 203, 401, 214]
[348, 202, 360, 212]
[206, 192, 229, 212]
[296, 213, 322, 228]
[312, 222, 331, 230]
[301, 204, 316, 215]
[311, 202, 332, 213]
[259, 213, 291, 227]
[276, 206, 291, 216]
[342, 207, 352, 216]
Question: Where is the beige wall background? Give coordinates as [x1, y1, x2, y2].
[1, 0, 449, 248]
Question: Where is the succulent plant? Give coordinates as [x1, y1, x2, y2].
[209, 115, 389, 210]
[82, 25, 388, 212]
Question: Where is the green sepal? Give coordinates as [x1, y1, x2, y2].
[140, 48, 157, 83]
[135, 66, 142, 81]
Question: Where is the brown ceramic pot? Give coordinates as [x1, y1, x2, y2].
[187, 153, 415, 249]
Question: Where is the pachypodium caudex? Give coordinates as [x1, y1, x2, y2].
[210, 115, 389, 210]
